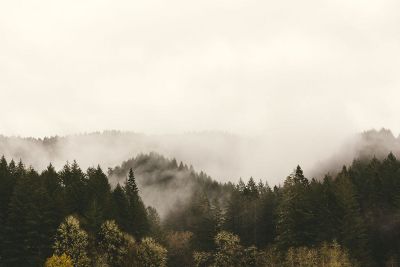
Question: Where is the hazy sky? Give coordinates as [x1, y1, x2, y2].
[1, 0, 400, 140]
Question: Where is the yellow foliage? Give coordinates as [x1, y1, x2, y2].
[45, 253, 73, 267]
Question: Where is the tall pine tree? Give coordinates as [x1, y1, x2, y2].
[124, 168, 149, 238]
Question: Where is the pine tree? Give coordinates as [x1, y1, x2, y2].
[59, 161, 88, 215]
[190, 191, 217, 251]
[1, 166, 57, 266]
[335, 172, 371, 265]
[276, 166, 314, 249]
[2, 163, 30, 267]
[0, 156, 11, 261]
[111, 184, 130, 232]
[311, 175, 340, 243]
[84, 166, 112, 232]
[124, 168, 149, 238]
[256, 184, 277, 247]
[147, 206, 163, 242]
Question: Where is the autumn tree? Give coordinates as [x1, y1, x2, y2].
[97, 220, 131, 266]
[53, 216, 90, 267]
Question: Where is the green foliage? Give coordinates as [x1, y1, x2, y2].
[281, 241, 352, 267]
[134, 237, 168, 267]
[97, 220, 132, 267]
[54, 216, 90, 267]
[147, 206, 163, 242]
[224, 178, 276, 247]
[194, 231, 264, 267]
[124, 168, 149, 238]
[85, 166, 112, 232]
[60, 161, 87, 215]
[334, 171, 370, 264]
[213, 231, 242, 267]
[165, 231, 194, 267]
[319, 241, 352, 267]
[111, 184, 130, 232]
[1, 152, 400, 266]
[2, 166, 59, 266]
[193, 251, 213, 267]
[276, 165, 315, 249]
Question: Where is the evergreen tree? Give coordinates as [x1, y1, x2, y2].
[276, 166, 314, 248]
[0, 156, 11, 261]
[111, 184, 130, 232]
[311, 175, 340, 243]
[190, 191, 217, 251]
[335, 172, 371, 265]
[147, 206, 163, 242]
[59, 161, 87, 215]
[124, 168, 149, 238]
[84, 166, 112, 232]
[2, 163, 30, 267]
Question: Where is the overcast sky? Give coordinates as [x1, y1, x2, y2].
[1, 0, 400, 140]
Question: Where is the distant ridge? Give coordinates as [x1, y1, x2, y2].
[311, 128, 400, 178]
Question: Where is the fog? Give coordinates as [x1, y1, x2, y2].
[1, 0, 400, 183]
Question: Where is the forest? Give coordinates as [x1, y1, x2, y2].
[0, 151, 400, 267]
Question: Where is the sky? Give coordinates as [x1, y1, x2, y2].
[1, 0, 400, 144]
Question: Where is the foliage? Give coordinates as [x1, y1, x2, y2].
[0, 152, 400, 266]
[44, 253, 73, 267]
[97, 220, 132, 266]
[53, 216, 90, 267]
[165, 231, 194, 267]
[134, 237, 168, 267]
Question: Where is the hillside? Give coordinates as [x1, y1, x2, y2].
[311, 128, 400, 178]
[108, 152, 231, 217]
[0, 131, 253, 183]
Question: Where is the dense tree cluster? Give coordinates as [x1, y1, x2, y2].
[0, 157, 161, 266]
[0, 152, 400, 266]
[163, 153, 400, 266]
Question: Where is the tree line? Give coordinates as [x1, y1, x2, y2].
[0, 152, 400, 266]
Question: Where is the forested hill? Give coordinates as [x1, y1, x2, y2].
[1, 128, 400, 184]
[312, 128, 400, 177]
[1, 151, 400, 266]
[0, 131, 250, 182]
[107, 152, 231, 218]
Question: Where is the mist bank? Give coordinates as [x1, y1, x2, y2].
[0, 130, 317, 185]
[107, 153, 230, 218]
[0, 131, 255, 182]
[310, 128, 400, 178]
[0, 129, 397, 185]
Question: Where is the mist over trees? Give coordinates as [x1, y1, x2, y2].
[0, 145, 400, 266]
[0, 131, 255, 184]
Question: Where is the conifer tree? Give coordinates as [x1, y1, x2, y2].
[59, 161, 87, 215]
[124, 168, 149, 238]
[84, 166, 112, 232]
[276, 166, 314, 249]
[0, 156, 11, 260]
[335, 172, 371, 265]
[111, 184, 130, 232]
